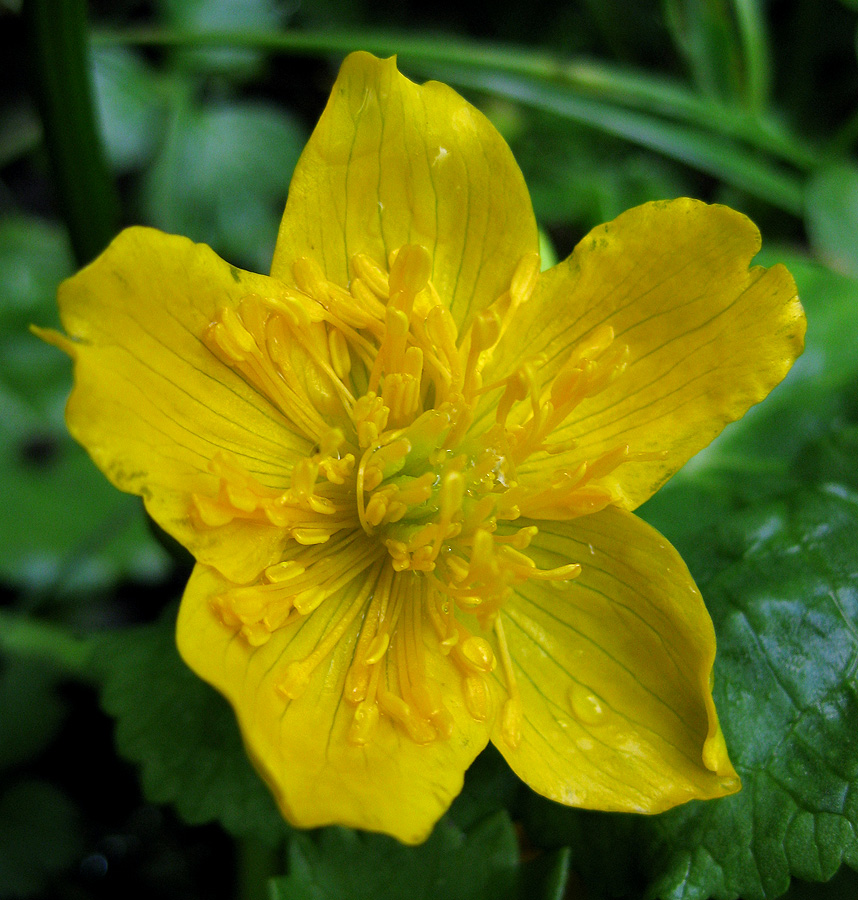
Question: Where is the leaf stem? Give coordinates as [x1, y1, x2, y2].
[0, 612, 94, 678]
[733, 0, 772, 114]
[438, 64, 804, 215]
[90, 27, 817, 173]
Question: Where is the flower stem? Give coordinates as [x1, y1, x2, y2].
[23, 0, 120, 265]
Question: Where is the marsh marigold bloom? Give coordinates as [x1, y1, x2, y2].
[38, 52, 805, 843]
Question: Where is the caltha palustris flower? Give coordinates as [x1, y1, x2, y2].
[36, 52, 805, 843]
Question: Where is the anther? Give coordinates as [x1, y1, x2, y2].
[328, 327, 352, 378]
[464, 675, 489, 720]
[348, 701, 380, 745]
[364, 632, 390, 665]
[210, 306, 256, 362]
[351, 253, 390, 299]
[293, 256, 331, 302]
[388, 244, 432, 312]
[278, 661, 311, 700]
[509, 252, 541, 306]
[458, 636, 496, 673]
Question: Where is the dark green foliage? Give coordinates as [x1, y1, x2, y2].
[5, 1, 858, 898]
[94, 610, 290, 845]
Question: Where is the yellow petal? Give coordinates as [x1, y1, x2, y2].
[490, 507, 739, 812]
[271, 52, 538, 330]
[177, 561, 494, 843]
[483, 199, 805, 508]
[46, 226, 311, 584]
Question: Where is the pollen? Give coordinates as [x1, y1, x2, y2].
[193, 242, 644, 748]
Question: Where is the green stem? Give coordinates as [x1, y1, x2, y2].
[236, 836, 285, 900]
[0, 612, 94, 678]
[23, 0, 120, 265]
[733, 0, 772, 114]
[91, 27, 817, 172]
[440, 64, 805, 215]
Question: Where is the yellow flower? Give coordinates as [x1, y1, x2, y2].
[37, 52, 805, 844]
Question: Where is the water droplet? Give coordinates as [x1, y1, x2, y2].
[568, 685, 608, 726]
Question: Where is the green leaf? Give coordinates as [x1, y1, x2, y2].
[270, 811, 519, 900]
[155, 0, 285, 77]
[94, 608, 289, 845]
[795, 425, 858, 490]
[630, 244, 858, 899]
[0, 655, 67, 770]
[142, 96, 306, 272]
[805, 163, 858, 278]
[519, 847, 574, 900]
[622, 250, 858, 898]
[90, 45, 167, 173]
[662, 0, 772, 112]
[663, 0, 749, 103]
[528, 483, 858, 900]
[90, 28, 816, 170]
[0, 779, 82, 899]
[0, 216, 169, 590]
[447, 744, 522, 833]
[647, 484, 858, 899]
[510, 113, 691, 229]
[779, 866, 858, 900]
[428, 63, 804, 215]
[0, 216, 71, 328]
[522, 802, 643, 897]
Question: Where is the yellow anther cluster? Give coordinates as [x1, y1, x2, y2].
[195, 242, 646, 748]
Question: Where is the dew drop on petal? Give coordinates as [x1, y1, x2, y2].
[568, 684, 608, 726]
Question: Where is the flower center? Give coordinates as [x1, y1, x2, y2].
[192, 243, 651, 746]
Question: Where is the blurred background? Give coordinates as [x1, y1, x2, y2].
[2, 0, 858, 898]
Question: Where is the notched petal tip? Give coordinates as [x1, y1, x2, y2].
[272, 49, 538, 330]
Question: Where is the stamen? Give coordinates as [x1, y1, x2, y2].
[462, 308, 502, 399]
[422, 303, 461, 400]
[388, 244, 432, 316]
[351, 252, 391, 300]
[277, 558, 384, 700]
[211, 532, 377, 645]
[494, 616, 522, 748]
[198, 242, 657, 750]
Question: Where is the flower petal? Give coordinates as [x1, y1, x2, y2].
[177, 561, 494, 843]
[46, 226, 311, 583]
[271, 52, 538, 329]
[490, 507, 739, 812]
[483, 199, 805, 509]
